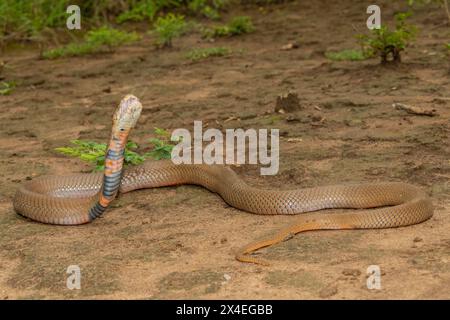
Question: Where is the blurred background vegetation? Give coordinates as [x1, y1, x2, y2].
[0, 0, 274, 58]
[0, 0, 447, 61]
[0, 0, 447, 52]
[0, 0, 254, 46]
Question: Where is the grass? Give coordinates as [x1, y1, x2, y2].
[186, 47, 231, 61]
[203, 16, 254, 38]
[55, 128, 178, 171]
[116, 0, 183, 23]
[116, 0, 226, 23]
[0, 81, 16, 95]
[187, 0, 226, 19]
[325, 49, 367, 61]
[42, 26, 139, 59]
[153, 13, 188, 47]
[42, 43, 97, 59]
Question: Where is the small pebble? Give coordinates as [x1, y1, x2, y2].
[281, 43, 299, 50]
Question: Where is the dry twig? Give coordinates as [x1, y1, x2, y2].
[392, 103, 438, 117]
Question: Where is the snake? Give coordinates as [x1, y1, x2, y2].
[13, 95, 434, 265]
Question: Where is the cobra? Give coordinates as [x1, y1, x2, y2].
[13, 95, 434, 265]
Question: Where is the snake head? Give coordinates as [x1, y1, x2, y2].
[112, 94, 143, 134]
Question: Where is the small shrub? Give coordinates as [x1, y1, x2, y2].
[325, 49, 366, 61]
[203, 16, 254, 38]
[153, 13, 187, 47]
[43, 26, 139, 59]
[55, 128, 179, 170]
[146, 127, 179, 160]
[0, 81, 16, 95]
[358, 12, 417, 63]
[186, 47, 231, 61]
[116, 0, 227, 23]
[116, 0, 179, 23]
[188, 0, 226, 19]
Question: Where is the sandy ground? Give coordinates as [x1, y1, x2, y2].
[0, 0, 449, 299]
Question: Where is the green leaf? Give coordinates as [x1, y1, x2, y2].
[154, 127, 170, 137]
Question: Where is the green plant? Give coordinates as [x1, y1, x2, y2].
[240, 0, 282, 3]
[203, 16, 254, 38]
[325, 49, 366, 61]
[116, 0, 228, 24]
[186, 47, 231, 61]
[0, 81, 16, 95]
[55, 140, 145, 171]
[264, 115, 282, 125]
[0, 0, 67, 42]
[116, 0, 183, 23]
[55, 128, 179, 170]
[358, 12, 417, 63]
[42, 43, 96, 59]
[0, 1, 231, 45]
[43, 26, 140, 59]
[85, 26, 140, 49]
[188, 0, 226, 19]
[153, 13, 187, 47]
[147, 127, 179, 160]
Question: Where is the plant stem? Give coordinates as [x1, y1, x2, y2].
[444, 0, 450, 25]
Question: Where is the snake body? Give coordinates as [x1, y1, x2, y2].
[13, 95, 434, 265]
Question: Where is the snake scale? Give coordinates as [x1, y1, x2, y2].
[13, 95, 434, 265]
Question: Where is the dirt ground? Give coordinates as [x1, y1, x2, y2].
[0, 0, 449, 299]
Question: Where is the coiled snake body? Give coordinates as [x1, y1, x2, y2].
[13, 95, 434, 265]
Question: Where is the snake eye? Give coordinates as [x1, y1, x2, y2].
[120, 128, 125, 131]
